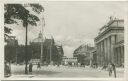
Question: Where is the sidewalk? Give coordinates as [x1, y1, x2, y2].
[9, 74, 35, 78]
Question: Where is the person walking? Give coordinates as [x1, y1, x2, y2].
[29, 63, 33, 74]
[108, 62, 116, 78]
[4, 62, 11, 77]
[37, 62, 41, 70]
[112, 63, 116, 78]
[108, 63, 113, 77]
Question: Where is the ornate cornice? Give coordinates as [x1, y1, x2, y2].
[95, 27, 124, 43]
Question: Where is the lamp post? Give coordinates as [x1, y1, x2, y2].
[40, 14, 45, 65]
[40, 35, 43, 65]
[49, 35, 53, 65]
[50, 39, 52, 64]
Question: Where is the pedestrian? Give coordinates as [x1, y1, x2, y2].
[78, 63, 80, 67]
[37, 62, 41, 70]
[108, 62, 116, 78]
[4, 62, 11, 77]
[57, 62, 60, 67]
[72, 62, 74, 67]
[111, 63, 116, 78]
[29, 63, 33, 74]
[108, 63, 113, 77]
[102, 64, 107, 70]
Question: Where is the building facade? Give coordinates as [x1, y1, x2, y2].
[73, 44, 94, 65]
[94, 17, 124, 67]
[30, 32, 64, 65]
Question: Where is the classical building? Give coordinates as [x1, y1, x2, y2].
[94, 17, 124, 67]
[30, 32, 64, 65]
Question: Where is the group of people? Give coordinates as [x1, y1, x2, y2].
[101, 62, 116, 78]
[108, 62, 116, 78]
[91, 62, 117, 78]
[4, 61, 117, 78]
[28, 62, 41, 74]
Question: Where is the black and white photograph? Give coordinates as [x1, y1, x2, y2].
[1, 80, 125, 81]
[3, 1, 127, 79]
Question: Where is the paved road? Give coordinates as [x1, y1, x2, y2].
[8, 64, 124, 78]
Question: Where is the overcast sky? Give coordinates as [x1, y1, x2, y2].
[7, 1, 126, 57]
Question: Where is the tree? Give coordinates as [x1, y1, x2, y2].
[4, 4, 44, 74]
[4, 4, 44, 36]
[5, 36, 18, 63]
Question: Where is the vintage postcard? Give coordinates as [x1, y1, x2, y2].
[0, 0, 128, 81]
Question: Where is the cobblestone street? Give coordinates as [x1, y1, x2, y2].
[8, 64, 124, 78]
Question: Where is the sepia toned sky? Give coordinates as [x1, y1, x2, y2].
[8, 1, 127, 57]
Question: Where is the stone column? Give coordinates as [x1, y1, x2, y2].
[120, 46, 124, 66]
[104, 38, 107, 65]
[97, 43, 100, 65]
[110, 35, 116, 64]
[106, 38, 108, 64]
[96, 43, 99, 65]
[103, 41, 105, 66]
[105, 38, 108, 65]
[101, 41, 104, 66]
[122, 46, 124, 65]
[117, 47, 120, 66]
[107, 36, 111, 63]
[116, 48, 118, 66]
[96, 44, 99, 63]
[100, 41, 102, 66]
[97, 43, 99, 65]
[99, 42, 102, 65]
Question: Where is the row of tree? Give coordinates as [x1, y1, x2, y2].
[5, 44, 32, 64]
[5, 41, 64, 66]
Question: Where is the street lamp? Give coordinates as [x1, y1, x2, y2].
[40, 34, 44, 65]
[40, 14, 45, 65]
[49, 34, 53, 65]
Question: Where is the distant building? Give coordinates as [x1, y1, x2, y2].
[73, 44, 94, 65]
[30, 59, 40, 65]
[62, 56, 77, 65]
[55, 44, 64, 64]
[94, 17, 124, 67]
